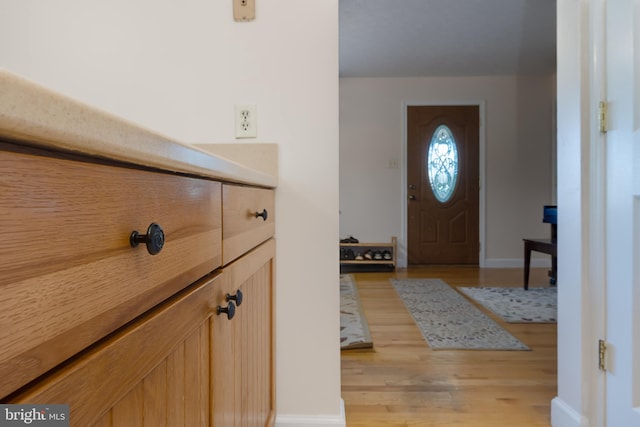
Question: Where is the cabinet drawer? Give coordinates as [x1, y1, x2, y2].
[0, 147, 222, 398]
[222, 184, 274, 264]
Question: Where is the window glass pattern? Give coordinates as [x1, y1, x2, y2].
[427, 124, 459, 203]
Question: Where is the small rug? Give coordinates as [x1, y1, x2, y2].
[340, 274, 373, 350]
[390, 278, 529, 350]
[459, 286, 557, 323]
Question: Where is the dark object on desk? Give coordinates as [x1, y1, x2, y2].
[523, 205, 557, 290]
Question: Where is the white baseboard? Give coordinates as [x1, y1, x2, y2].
[551, 397, 589, 427]
[275, 399, 346, 427]
[484, 258, 552, 269]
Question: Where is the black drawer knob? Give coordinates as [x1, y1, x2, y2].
[255, 209, 268, 221]
[226, 290, 243, 306]
[130, 223, 165, 255]
[217, 302, 236, 320]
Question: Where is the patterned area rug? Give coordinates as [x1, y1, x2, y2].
[340, 274, 373, 350]
[390, 278, 529, 351]
[459, 286, 557, 323]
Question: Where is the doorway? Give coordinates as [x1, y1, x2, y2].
[406, 105, 480, 265]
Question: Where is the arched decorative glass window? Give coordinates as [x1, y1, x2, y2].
[427, 124, 459, 203]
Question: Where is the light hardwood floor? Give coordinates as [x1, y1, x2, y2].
[341, 267, 557, 427]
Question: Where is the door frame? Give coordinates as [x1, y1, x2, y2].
[400, 101, 486, 267]
[552, 0, 607, 424]
[586, 0, 606, 423]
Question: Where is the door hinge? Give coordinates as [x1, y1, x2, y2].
[598, 339, 607, 371]
[599, 101, 608, 133]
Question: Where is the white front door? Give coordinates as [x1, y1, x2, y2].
[604, 0, 640, 425]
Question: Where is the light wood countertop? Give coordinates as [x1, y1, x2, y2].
[0, 70, 277, 188]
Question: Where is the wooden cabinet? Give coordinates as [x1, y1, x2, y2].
[216, 183, 275, 426]
[0, 142, 275, 427]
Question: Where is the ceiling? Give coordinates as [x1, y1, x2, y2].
[339, 0, 556, 78]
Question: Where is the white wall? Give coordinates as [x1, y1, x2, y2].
[340, 75, 555, 267]
[0, 1, 343, 425]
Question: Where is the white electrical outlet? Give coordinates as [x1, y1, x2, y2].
[235, 105, 257, 138]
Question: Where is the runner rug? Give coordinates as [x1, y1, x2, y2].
[458, 286, 557, 323]
[340, 274, 373, 350]
[390, 278, 529, 351]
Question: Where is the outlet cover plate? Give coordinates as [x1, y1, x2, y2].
[233, 0, 255, 22]
[235, 105, 257, 139]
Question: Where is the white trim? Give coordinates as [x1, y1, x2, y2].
[551, 397, 590, 427]
[400, 101, 487, 267]
[551, 99, 558, 204]
[484, 258, 552, 269]
[478, 101, 487, 268]
[275, 399, 346, 427]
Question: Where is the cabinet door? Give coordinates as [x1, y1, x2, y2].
[212, 270, 240, 426]
[7, 275, 220, 427]
[213, 239, 275, 427]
